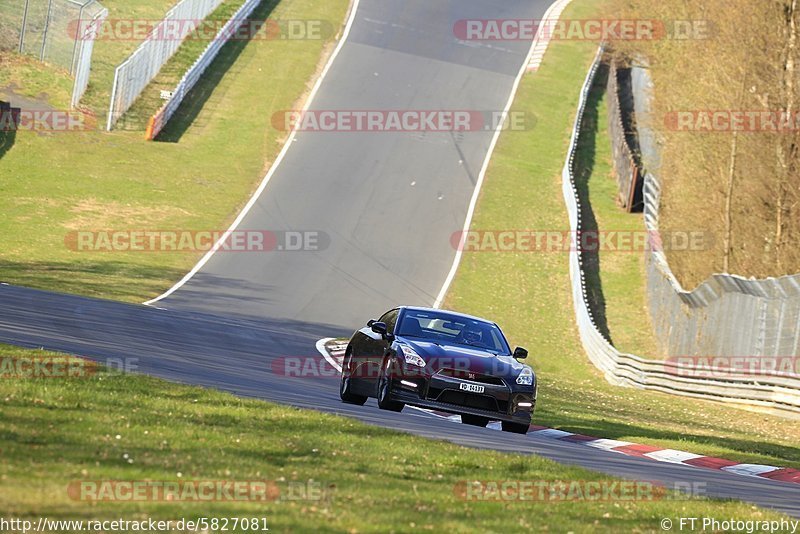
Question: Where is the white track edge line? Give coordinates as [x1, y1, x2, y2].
[316, 337, 342, 372]
[144, 0, 363, 306]
[432, 0, 572, 308]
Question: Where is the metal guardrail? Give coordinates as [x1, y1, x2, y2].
[106, 0, 226, 130]
[144, 0, 261, 140]
[562, 46, 800, 415]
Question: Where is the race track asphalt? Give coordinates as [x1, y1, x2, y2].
[2, 0, 800, 519]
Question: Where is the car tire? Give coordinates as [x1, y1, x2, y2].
[340, 353, 367, 405]
[461, 414, 489, 427]
[501, 421, 530, 434]
[376, 356, 404, 412]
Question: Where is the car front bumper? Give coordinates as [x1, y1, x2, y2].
[388, 370, 535, 424]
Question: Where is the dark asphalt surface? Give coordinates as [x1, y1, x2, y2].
[157, 0, 548, 328]
[1, 0, 800, 521]
[1, 284, 800, 518]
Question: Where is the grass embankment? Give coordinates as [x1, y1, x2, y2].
[0, 0, 348, 302]
[120, 0, 250, 130]
[0, 350, 791, 532]
[443, 0, 800, 468]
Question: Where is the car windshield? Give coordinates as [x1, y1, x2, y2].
[396, 309, 511, 355]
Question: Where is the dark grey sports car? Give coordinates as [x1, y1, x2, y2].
[339, 306, 536, 434]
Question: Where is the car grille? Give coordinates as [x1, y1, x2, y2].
[436, 368, 505, 386]
[427, 387, 507, 413]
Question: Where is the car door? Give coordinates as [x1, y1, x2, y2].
[351, 308, 398, 395]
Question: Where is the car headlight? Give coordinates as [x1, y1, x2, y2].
[516, 367, 533, 386]
[400, 345, 426, 367]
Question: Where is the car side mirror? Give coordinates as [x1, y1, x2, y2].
[513, 346, 528, 360]
[367, 319, 376, 327]
[371, 321, 388, 338]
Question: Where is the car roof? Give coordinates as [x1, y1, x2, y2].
[399, 306, 497, 325]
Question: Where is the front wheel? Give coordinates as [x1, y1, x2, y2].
[340, 354, 367, 405]
[376, 356, 404, 412]
[501, 421, 530, 434]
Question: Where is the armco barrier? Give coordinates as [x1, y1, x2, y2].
[144, 0, 261, 140]
[563, 46, 800, 415]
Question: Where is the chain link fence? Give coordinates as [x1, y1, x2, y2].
[606, 61, 642, 212]
[106, 0, 226, 130]
[628, 66, 800, 360]
[564, 45, 800, 415]
[0, 0, 106, 107]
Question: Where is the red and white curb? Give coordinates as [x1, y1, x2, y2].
[526, 0, 573, 72]
[316, 337, 800, 486]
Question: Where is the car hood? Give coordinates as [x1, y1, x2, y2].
[398, 338, 528, 377]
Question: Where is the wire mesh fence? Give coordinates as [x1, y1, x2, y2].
[0, 0, 106, 107]
[564, 45, 800, 415]
[628, 65, 800, 360]
[606, 61, 642, 212]
[106, 0, 226, 130]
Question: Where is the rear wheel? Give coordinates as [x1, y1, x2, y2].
[501, 421, 530, 434]
[461, 414, 489, 427]
[376, 356, 404, 412]
[340, 353, 367, 405]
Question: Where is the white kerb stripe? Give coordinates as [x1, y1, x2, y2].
[530, 428, 574, 439]
[583, 439, 634, 451]
[644, 449, 704, 464]
[721, 464, 782, 477]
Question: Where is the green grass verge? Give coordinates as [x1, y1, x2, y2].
[0, 53, 74, 110]
[0, 349, 790, 532]
[0, 0, 348, 303]
[442, 0, 800, 468]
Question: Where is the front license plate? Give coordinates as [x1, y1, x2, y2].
[459, 383, 485, 394]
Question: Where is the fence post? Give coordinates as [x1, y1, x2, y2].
[18, 0, 31, 54]
[70, 2, 86, 76]
[107, 66, 120, 130]
[40, 0, 56, 61]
